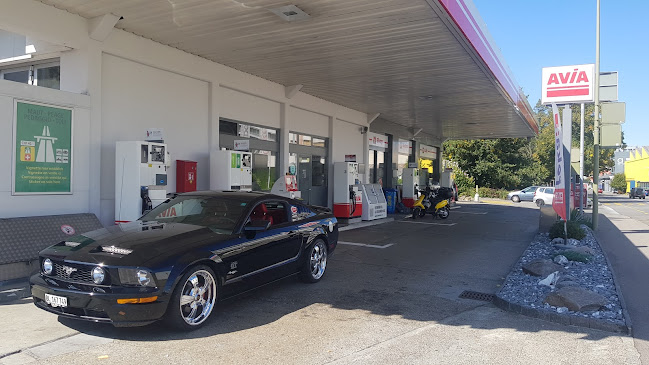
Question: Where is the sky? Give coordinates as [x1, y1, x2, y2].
[472, 0, 648, 147]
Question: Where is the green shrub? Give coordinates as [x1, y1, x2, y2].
[549, 221, 585, 240]
[455, 171, 475, 197]
[555, 251, 591, 263]
[570, 209, 593, 228]
[477, 187, 509, 199]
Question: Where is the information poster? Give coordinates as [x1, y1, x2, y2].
[13, 101, 73, 194]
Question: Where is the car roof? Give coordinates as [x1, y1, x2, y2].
[177, 190, 279, 203]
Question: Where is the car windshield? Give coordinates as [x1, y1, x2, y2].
[140, 195, 248, 234]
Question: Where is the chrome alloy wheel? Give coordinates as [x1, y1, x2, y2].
[178, 270, 217, 326]
[310, 241, 328, 280]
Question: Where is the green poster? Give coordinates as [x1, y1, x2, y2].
[13, 101, 73, 194]
[231, 152, 237, 168]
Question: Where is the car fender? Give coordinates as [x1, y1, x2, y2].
[163, 250, 226, 294]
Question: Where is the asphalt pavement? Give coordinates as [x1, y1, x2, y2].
[597, 193, 649, 365]
[0, 199, 642, 364]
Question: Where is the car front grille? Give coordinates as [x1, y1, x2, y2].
[51, 261, 102, 285]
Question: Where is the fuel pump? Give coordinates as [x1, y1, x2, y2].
[333, 162, 362, 219]
[115, 141, 169, 224]
[210, 149, 253, 191]
[402, 167, 419, 207]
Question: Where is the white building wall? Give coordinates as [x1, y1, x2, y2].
[0, 0, 371, 225]
[220, 87, 281, 128]
[0, 80, 91, 218]
[100, 54, 210, 226]
[0, 30, 25, 59]
[289, 107, 330, 138]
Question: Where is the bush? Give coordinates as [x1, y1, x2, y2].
[549, 221, 585, 240]
[455, 171, 475, 197]
[570, 209, 593, 228]
[477, 187, 509, 199]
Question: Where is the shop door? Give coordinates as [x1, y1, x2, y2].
[298, 155, 312, 205]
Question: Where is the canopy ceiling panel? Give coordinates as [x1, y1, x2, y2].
[38, 0, 537, 139]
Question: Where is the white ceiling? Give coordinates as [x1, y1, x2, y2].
[38, 0, 537, 139]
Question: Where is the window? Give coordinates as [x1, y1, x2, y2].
[312, 137, 326, 148]
[248, 201, 288, 227]
[141, 196, 249, 234]
[299, 135, 312, 146]
[0, 61, 60, 90]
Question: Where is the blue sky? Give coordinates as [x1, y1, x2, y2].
[472, 0, 647, 147]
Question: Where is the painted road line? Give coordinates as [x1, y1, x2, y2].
[338, 241, 394, 249]
[398, 220, 457, 226]
[452, 211, 487, 215]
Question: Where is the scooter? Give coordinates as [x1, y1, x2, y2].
[412, 186, 450, 219]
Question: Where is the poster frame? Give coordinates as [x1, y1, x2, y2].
[11, 99, 74, 195]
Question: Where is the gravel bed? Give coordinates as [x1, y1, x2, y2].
[498, 225, 626, 325]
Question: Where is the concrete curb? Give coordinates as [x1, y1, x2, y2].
[593, 225, 634, 336]
[494, 227, 632, 335]
[0, 278, 30, 303]
[338, 217, 395, 232]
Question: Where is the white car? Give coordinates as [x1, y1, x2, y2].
[533, 186, 554, 207]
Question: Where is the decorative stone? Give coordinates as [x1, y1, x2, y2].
[553, 244, 575, 250]
[522, 259, 564, 277]
[566, 246, 596, 256]
[557, 307, 568, 314]
[551, 238, 565, 245]
[544, 287, 607, 312]
[567, 238, 580, 246]
[538, 271, 560, 287]
[557, 275, 576, 283]
[553, 255, 569, 265]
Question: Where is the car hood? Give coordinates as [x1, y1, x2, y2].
[40, 221, 235, 266]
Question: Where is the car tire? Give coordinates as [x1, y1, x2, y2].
[164, 265, 218, 331]
[511, 195, 520, 203]
[300, 239, 328, 283]
[536, 199, 545, 207]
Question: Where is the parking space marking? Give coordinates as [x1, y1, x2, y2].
[338, 241, 394, 249]
[452, 211, 487, 215]
[398, 220, 457, 226]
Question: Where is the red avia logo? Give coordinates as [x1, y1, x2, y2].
[546, 68, 590, 97]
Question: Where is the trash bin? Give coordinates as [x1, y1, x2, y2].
[384, 188, 397, 214]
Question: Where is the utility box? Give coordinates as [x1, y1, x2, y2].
[176, 160, 197, 193]
[210, 150, 252, 191]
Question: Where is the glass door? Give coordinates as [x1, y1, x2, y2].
[311, 155, 328, 207]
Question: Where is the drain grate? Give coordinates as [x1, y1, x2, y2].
[458, 291, 495, 302]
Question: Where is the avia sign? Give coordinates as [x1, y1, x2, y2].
[542, 64, 594, 104]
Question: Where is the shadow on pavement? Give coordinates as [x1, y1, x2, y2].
[53, 201, 642, 343]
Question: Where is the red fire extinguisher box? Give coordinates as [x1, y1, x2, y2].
[176, 160, 197, 193]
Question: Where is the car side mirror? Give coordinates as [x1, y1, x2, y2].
[244, 220, 271, 232]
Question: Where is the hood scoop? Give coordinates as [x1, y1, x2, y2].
[99, 245, 133, 255]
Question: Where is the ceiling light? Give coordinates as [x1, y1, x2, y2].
[269, 5, 310, 22]
[418, 95, 434, 101]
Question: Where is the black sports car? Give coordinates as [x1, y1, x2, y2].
[30, 191, 338, 330]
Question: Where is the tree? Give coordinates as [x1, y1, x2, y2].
[443, 99, 622, 191]
[611, 173, 627, 193]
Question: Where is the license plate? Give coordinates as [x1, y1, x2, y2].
[44, 293, 68, 308]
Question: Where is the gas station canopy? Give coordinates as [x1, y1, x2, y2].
[37, 0, 537, 139]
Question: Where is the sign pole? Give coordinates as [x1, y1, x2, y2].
[580, 103, 584, 214]
[592, 0, 601, 230]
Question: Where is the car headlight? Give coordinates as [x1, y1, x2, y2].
[118, 268, 155, 287]
[92, 266, 105, 284]
[42, 258, 53, 275]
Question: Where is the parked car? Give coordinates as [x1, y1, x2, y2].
[507, 186, 539, 202]
[598, 188, 603, 194]
[629, 187, 645, 199]
[533, 186, 555, 207]
[30, 191, 339, 330]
